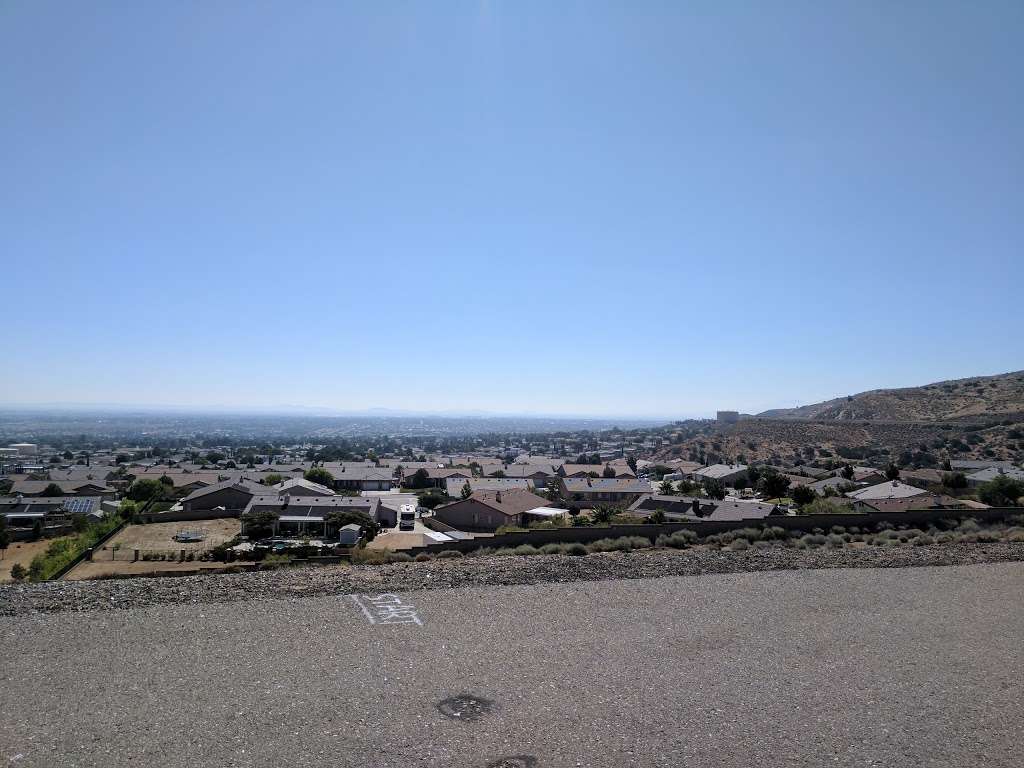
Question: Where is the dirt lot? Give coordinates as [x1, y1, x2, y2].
[67, 559, 233, 581]
[64, 518, 240, 581]
[0, 539, 58, 583]
[101, 518, 240, 554]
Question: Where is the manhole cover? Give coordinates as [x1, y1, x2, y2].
[486, 757, 537, 768]
[436, 694, 494, 722]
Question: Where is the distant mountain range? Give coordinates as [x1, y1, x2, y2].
[758, 370, 1024, 422]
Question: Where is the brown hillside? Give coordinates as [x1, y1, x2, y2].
[758, 371, 1024, 422]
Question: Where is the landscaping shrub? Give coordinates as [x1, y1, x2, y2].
[10, 563, 27, 581]
[512, 544, 541, 556]
[588, 536, 650, 553]
[540, 543, 568, 555]
[351, 548, 389, 565]
[728, 538, 750, 551]
[655, 529, 698, 549]
[797, 533, 826, 549]
[563, 542, 588, 556]
[825, 534, 845, 549]
[434, 549, 463, 558]
[414, 553, 433, 562]
[387, 552, 413, 563]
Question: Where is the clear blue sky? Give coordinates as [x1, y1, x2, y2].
[2, 1, 1021, 418]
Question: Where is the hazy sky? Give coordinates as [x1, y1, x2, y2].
[2, 1, 1021, 418]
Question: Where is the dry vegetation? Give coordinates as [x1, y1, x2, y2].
[758, 370, 1024, 422]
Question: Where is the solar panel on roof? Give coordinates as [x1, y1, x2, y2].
[63, 498, 95, 515]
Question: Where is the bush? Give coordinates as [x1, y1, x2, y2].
[760, 526, 788, 541]
[540, 543, 568, 555]
[825, 534, 845, 549]
[728, 538, 750, 551]
[434, 549, 463, 558]
[563, 542, 588, 556]
[799, 499, 849, 515]
[414, 553, 433, 562]
[495, 525, 529, 535]
[655, 529, 698, 549]
[511, 544, 541, 556]
[10, 563, 27, 581]
[797, 533, 826, 549]
[387, 552, 413, 563]
[588, 536, 651, 553]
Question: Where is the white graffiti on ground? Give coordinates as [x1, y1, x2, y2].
[351, 593, 423, 626]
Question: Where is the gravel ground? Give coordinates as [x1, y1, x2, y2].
[2, 540, 1022, 616]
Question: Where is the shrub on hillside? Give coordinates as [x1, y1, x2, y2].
[512, 544, 541, 556]
[655, 529, 698, 549]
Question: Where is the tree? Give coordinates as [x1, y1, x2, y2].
[676, 479, 696, 494]
[885, 463, 900, 481]
[647, 509, 667, 524]
[31, 520, 43, 541]
[39, 483, 65, 498]
[72, 515, 89, 533]
[10, 563, 27, 581]
[115, 453, 130, 464]
[943, 472, 968, 490]
[592, 505, 616, 524]
[746, 465, 763, 487]
[304, 467, 335, 487]
[703, 478, 726, 500]
[791, 485, 817, 507]
[417, 491, 449, 510]
[978, 475, 1024, 507]
[758, 470, 791, 501]
[158, 474, 175, 488]
[405, 468, 431, 489]
[127, 478, 165, 502]
[325, 509, 379, 542]
[28, 556, 45, 581]
[626, 455, 638, 474]
[242, 509, 279, 539]
[262, 473, 284, 486]
[491, 470, 506, 479]
[205, 452, 225, 464]
[460, 481, 472, 499]
[118, 500, 138, 524]
[658, 479, 676, 495]
[602, 465, 616, 478]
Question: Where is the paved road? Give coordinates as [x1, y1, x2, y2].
[1, 564, 1021, 767]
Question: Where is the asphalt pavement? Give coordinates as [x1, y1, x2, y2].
[1, 563, 1021, 767]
